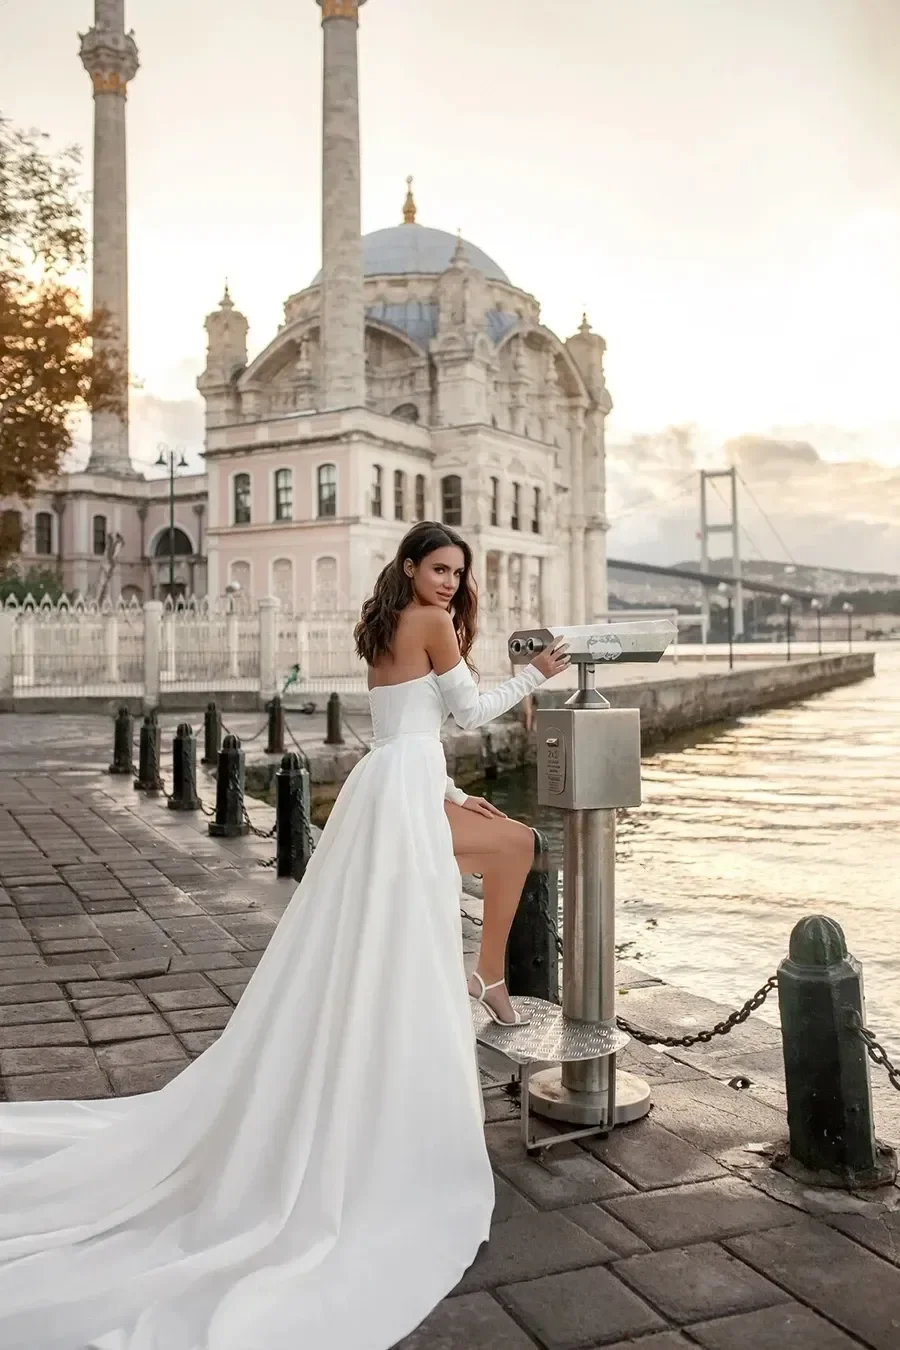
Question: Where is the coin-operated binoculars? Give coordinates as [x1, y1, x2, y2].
[508, 619, 677, 1136]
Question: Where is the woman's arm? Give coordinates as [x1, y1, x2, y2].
[444, 776, 468, 806]
[435, 660, 547, 731]
[423, 607, 568, 731]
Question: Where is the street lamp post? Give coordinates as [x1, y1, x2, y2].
[155, 444, 188, 600]
[811, 598, 823, 656]
[780, 593, 793, 662]
[718, 582, 733, 670]
[842, 601, 854, 652]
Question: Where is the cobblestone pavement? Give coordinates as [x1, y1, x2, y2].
[2, 715, 900, 1349]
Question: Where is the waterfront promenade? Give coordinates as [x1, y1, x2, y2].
[1, 716, 900, 1348]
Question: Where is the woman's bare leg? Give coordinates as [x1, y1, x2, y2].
[445, 801, 535, 1022]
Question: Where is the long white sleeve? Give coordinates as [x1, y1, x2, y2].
[444, 776, 468, 806]
[436, 660, 546, 732]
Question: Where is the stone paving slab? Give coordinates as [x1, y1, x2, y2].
[726, 1222, 900, 1349]
[497, 1263, 665, 1348]
[614, 1241, 790, 1325]
[689, 1301, 865, 1350]
[603, 1177, 796, 1250]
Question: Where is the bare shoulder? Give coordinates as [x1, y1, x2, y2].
[417, 606, 461, 673]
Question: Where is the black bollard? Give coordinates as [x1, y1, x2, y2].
[208, 733, 250, 838]
[108, 706, 134, 776]
[325, 692, 344, 746]
[778, 915, 896, 1187]
[134, 713, 162, 795]
[266, 694, 285, 755]
[202, 702, 222, 766]
[506, 829, 560, 1003]
[275, 751, 314, 881]
[482, 732, 499, 782]
[168, 723, 201, 812]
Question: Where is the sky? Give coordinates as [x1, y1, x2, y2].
[2, 0, 899, 574]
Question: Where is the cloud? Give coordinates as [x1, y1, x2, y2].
[606, 425, 900, 575]
[725, 435, 820, 474]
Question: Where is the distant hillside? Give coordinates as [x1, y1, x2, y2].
[608, 557, 899, 609]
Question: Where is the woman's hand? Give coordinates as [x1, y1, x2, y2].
[531, 638, 570, 680]
[461, 796, 507, 819]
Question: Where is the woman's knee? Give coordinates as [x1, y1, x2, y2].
[501, 818, 535, 863]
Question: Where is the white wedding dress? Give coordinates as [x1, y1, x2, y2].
[0, 658, 545, 1350]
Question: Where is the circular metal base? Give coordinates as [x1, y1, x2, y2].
[528, 1067, 652, 1128]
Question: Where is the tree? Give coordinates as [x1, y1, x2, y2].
[0, 117, 125, 555]
[0, 566, 65, 605]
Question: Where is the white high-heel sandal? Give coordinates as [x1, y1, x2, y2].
[468, 972, 532, 1027]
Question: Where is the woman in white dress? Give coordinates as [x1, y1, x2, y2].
[0, 522, 568, 1350]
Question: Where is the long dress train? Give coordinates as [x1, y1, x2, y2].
[0, 659, 545, 1350]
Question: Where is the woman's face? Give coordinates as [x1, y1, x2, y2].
[408, 545, 466, 609]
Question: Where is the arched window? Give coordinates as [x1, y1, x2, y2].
[229, 560, 251, 594]
[490, 477, 499, 528]
[441, 475, 462, 527]
[233, 473, 251, 525]
[394, 470, 406, 521]
[391, 403, 419, 424]
[317, 463, 337, 518]
[532, 487, 541, 534]
[414, 474, 426, 522]
[0, 510, 22, 555]
[274, 468, 293, 522]
[34, 511, 53, 555]
[510, 483, 521, 531]
[272, 558, 293, 611]
[153, 528, 193, 557]
[92, 514, 108, 556]
[371, 465, 383, 518]
[314, 555, 338, 612]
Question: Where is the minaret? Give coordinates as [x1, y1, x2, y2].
[317, 0, 367, 410]
[80, 0, 139, 476]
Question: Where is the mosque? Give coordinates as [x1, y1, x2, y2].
[2, 0, 612, 637]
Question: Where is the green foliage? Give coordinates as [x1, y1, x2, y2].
[0, 565, 66, 604]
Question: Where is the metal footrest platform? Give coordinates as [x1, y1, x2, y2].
[473, 996, 640, 1153]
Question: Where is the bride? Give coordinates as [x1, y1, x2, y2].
[0, 521, 568, 1350]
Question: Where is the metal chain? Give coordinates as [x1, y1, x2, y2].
[848, 1012, 900, 1093]
[618, 974, 779, 1047]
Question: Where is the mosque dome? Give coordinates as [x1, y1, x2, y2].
[311, 225, 509, 285]
[311, 179, 510, 285]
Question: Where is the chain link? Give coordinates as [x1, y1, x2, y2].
[848, 1012, 900, 1093]
[618, 975, 779, 1047]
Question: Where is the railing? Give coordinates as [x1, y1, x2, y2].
[0, 594, 874, 706]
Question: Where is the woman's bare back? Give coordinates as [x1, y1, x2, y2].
[367, 606, 448, 690]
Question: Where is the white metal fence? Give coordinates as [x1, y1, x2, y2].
[0, 594, 520, 703]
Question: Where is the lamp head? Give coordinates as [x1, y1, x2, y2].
[780, 593, 792, 607]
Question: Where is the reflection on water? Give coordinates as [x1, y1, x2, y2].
[483, 648, 900, 1057]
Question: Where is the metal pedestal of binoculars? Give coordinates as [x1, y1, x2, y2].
[473, 619, 676, 1152]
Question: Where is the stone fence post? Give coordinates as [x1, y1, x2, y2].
[105, 612, 119, 682]
[259, 596, 278, 702]
[0, 610, 14, 706]
[143, 600, 163, 711]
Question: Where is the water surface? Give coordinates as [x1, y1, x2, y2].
[483, 648, 900, 1056]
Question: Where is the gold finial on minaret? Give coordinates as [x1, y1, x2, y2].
[318, 0, 366, 22]
[403, 175, 417, 224]
[579, 311, 592, 336]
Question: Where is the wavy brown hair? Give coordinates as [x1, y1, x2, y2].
[354, 521, 478, 669]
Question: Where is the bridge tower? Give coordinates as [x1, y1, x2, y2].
[699, 468, 745, 638]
